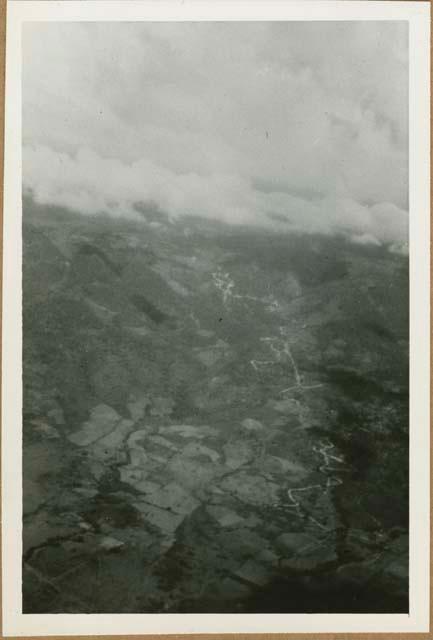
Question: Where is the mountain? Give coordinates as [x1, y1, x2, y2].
[22, 193, 409, 613]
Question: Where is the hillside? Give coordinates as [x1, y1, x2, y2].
[22, 194, 409, 613]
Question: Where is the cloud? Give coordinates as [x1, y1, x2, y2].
[22, 21, 408, 244]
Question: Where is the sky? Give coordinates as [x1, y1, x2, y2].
[23, 21, 408, 245]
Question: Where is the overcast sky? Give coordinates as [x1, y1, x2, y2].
[23, 21, 408, 245]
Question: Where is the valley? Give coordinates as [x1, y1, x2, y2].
[22, 195, 409, 613]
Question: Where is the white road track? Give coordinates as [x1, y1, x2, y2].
[212, 269, 235, 305]
[211, 269, 323, 395]
[211, 266, 346, 531]
[212, 268, 279, 309]
[283, 439, 346, 532]
[313, 439, 346, 474]
[252, 333, 323, 397]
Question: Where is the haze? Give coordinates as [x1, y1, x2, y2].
[23, 21, 408, 246]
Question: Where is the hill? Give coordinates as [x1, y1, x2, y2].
[22, 194, 409, 613]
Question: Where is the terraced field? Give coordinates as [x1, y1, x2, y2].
[22, 195, 409, 613]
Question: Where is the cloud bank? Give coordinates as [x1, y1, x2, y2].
[23, 21, 408, 245]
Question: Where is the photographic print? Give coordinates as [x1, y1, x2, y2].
[2, 1, 430, 635]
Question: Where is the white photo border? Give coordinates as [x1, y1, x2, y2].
[2, 1, 430, 635]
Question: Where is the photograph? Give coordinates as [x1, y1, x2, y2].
[2, 1, 430, 635]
